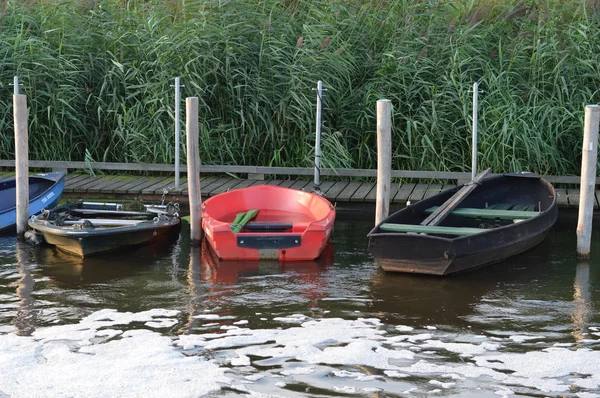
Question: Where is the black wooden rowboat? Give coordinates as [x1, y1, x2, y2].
[27, 201, 181, 257]
[367, 172, 558, 275]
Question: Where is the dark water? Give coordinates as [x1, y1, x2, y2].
[1, 215, 599, 396]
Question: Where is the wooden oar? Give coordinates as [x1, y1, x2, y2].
[420, 168, 491, 227]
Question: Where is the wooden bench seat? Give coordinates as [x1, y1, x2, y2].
[243, 221, 293, 232]
[379, 223, 486, 236]
[424, 206, 538, 220]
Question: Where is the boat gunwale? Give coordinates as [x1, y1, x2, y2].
[367, 174, 557, 241]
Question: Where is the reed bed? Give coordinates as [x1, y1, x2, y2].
[0, 0, 598, 176]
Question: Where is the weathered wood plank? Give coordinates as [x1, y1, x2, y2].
[72, 176, 108, 192]
[421, 169, 491, 227]
[336, 181, 362, 202]
[393, 183, 416, 204]
[85, 176, 124, 193]
[99, 177, 140, 193]
[125, 177, 173, 194]
[289, 180, 311, 191]
[202, 177, 233, 195]
[555, 188, 568, 207]
[130, 176, 173, 194]
[0, 159, 593, 185]
[422, 183, 444, 199]
[209, 178, 245, 195]
[567, 188, 580, 209]
[114, 177, 152, 194]
[324, 181, 349, 201]
[64, 176, 98, 192]
[278, 180, 297, 188]
[350, 182, 375, 202]
[141, 177, 176, 194]
[409, 183, 430, 202]
[379, 223, 486, 236]
[424, 206, 538, 219]
[317, 180, 339, 197]
[64, 174, 93, 188]
[266, 180, 284, 186]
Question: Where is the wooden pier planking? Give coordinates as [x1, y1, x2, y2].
[350, 182, 375, 202]
[316, 180, 337, 196]
[555, 188, 568, 207]
[422, 183, 445, 199]
[55, 174, 589, 210]
[209, 178, 246, 195]
[83, 176, 124, 193]
[278, 180, 297, 188]
[567, 188, 581, 209]
[141, 177, 178, 195]
[336, 181, 363, 202]
[408, 183, 430, 202]
[64, 175, 98, 192]
[114, 176, 159, 194]
[138, 176, 177, 195]
[66, 176, 105, 192]
[201, 177, 232, 194]
[290, 180, 312, 191]
[393, 183, 416, 204]
[125, 176, 174, 194]
[325, 181, 350, 202]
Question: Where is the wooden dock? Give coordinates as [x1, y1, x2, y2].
[53, 173, 588, 212]
[0, 161, 592, 213]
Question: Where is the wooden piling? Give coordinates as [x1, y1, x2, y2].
[186, 97, 203, 245]
[14, 94, 29, 237]
[576, 104, 600, 259]
[375, 99, 392, 226]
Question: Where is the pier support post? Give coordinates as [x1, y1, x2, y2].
[375, 99, 392, 226]
[186, 97, 203, 245]
[471, 82, 479, 181]
[14, 93, 29, 237]
[576, 104, 600, 259]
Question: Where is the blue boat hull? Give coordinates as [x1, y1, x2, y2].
[0, 171, 66, 233]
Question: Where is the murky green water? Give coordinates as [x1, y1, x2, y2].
[1, 214, 599, 397]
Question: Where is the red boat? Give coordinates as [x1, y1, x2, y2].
[201, 185, 336, 261]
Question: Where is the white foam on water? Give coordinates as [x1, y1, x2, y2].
[1, 309, 600, 397]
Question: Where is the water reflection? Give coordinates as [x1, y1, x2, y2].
[367, 238, 558, 327]
[572, 261, 593, 343]
[33, 228, 181, 287]
[179, 238, 336, 332]
[12, 239, 36, 336]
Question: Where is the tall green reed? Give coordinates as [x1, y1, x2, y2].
[0, 0, 598, 176]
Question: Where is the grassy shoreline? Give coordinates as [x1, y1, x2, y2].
[1, 0, 598, 175]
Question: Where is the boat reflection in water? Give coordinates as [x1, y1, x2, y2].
[198, 238, 334, 284]
[33, 226, 181, 287]
[194, 238, 334, 305]
[368, 236, 555, 327]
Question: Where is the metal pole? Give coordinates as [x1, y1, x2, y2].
[314, 80, 323, 193]
[174, 77, 181, 189]
[13, 76, 19, 95]
[576, 104, 600, 259]
[186, 97, 202, 245]
[471, 82, 479, 181]
[375, 99, 392, 226]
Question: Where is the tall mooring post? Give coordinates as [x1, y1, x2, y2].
[375, 99, 392, 226]
[171, 77, 184, 189]
[471, 82, 480, 180]
[313, 80, 324, 193]
[186, 97, 203, 245]
[576, 104, 600, 259]
[13, 79, 29, 237]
